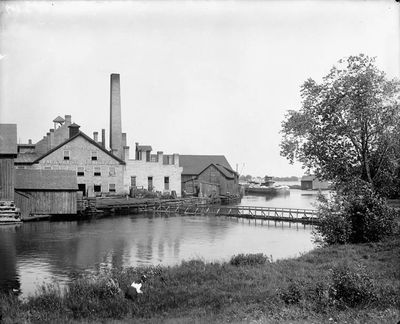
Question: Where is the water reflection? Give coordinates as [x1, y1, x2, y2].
[0, 192, 321, 296]
[240, 189, 328, 209]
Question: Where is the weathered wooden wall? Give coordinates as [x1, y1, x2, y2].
[0, 158, 15, 200]
[198, 165, 239, 195]
[15, 190, 77, 217]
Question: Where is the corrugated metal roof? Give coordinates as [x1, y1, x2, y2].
[15, 169, 78, 190]
[0, 124, 17, 155]
[179, 155, 234, 175]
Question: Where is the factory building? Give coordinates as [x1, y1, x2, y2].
[107, 73, 182, 195]
[13, 73, 182, 197]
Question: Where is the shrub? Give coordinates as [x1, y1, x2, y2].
[329, 263, 376, 308]
[315, 181, 398, 245]
[229, 253, 269, 266]
[65, 275, 129, 319]
[278, 280, 303, 305]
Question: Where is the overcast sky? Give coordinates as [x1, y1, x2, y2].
[0, 0, 399, 177]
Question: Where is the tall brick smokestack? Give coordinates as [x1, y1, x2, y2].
[110, 73, 122, 159]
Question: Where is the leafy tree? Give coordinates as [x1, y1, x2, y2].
[280, 54, 400, 195]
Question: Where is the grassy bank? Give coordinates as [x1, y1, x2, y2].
[1, 236, 399, 324]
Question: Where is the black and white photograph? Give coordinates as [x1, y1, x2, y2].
[0, 0, 399, 322]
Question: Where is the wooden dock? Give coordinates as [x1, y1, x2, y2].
[77, 196, 319, 225]
[144, 202, 319, 225]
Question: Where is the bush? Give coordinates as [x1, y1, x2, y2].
[315, 181, 398, 245]
[229, 253, 269, 266]
[278, 280, 303, 305]
[329, 263, 376, 308]
[65, 275, 129, 319]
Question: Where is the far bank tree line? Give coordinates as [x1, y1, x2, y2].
[280, 54, 400, 245]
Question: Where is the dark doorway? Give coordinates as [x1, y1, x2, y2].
[78, 183, 86, 196]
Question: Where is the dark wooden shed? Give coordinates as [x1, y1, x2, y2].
[0, 124, 17, 201]
[14, 169, 78, 219]
[180, 155, 239, 196]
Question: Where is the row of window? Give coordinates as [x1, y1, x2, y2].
[77, 167, 116, 177]
[78, 183, 116, 195]
[63, 150, 99, 161]
[130, 176, 170, 191]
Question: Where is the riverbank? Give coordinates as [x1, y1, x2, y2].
[1, 235, 398, 323]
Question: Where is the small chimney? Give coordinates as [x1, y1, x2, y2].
[49, 129, 55, 149]
[135, 142, 139, 159]
[157, 151, 163, 163]
[65, 115, 72, 125]
[46, 132, 51, 150]
[28, 139, 32, 144]
[173, 153, 179, 166]
[122, 133, 127, 147]
[68, 123, 80, 138]
[101, 129, 106, 147]
[93, 131, 98, 143]
[123, 146, 130, 161]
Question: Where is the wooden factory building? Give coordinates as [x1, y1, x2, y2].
[179, 155, 239, 197]
[14, 169, 78, 219]
[0, 124, 17, 201]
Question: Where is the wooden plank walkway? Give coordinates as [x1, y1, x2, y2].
[145, 203, 319, 225]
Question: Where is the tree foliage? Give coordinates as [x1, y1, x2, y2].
[280, 54, 400, 196]
[314, 180, 398, 245]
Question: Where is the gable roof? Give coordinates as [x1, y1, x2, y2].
[179, 155, 235, 176]
[199, 163, 236, 179]
[0, 124, 17, 155]
[15, 169, 78, 191]
[53, 116, 65, 123]
[32, 131, 125, 164]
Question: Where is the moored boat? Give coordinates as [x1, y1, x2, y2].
[0, 201, 22, 224]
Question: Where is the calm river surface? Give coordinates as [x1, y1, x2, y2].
[0, 189, 324, 296]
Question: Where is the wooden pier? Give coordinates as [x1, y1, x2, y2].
[78, 196, 319, 225]
[144, 202, 319, 225]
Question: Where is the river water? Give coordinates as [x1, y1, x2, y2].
[0, 188, 324, 296]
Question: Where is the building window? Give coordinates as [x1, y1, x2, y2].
[148, 176, 153, 191]
[77, 167, 84, 176]
[91, 151, 98, 161]
[94, 166, 101, 176]
[131, 176, 136, 188]
[109, 167, 116, 176]
[146, 151, 150, 162]
[44, 166, 52, 170]
[109, 183, 116, 192]
[63, 150, 70, 160]
[164, 177, 169, 190]
[94, 185, 101, 193]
